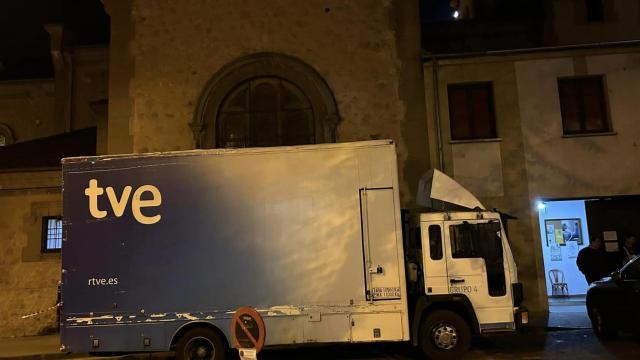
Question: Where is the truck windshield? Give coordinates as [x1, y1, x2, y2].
[450, 221, 506, 297]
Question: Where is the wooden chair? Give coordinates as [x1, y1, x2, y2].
[549, 269, 569, 296]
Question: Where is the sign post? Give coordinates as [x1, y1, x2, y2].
[231, 307, 265, 360]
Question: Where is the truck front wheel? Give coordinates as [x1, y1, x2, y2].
[419, 310, 470, 360]
[176, 327, 227, 360]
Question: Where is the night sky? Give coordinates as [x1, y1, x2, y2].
[0, 0, 533, 80]
[0, 0, 109, 80]
[421, 0, 456, 23]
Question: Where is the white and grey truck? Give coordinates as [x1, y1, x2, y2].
[60, 140, 527, 359]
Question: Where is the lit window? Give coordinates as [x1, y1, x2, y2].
[558, 76, 609, 135]
[447, 83, 497, 140]
[42, 217, 62, 252]
[0, 134, 5, 146]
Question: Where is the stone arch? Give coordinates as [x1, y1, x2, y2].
[0, 123, 14, 146]
[191, 53, 340, 148]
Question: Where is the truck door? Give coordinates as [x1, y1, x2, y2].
[360, 188, 402, 301]
[422, 221, 449, 296]
[444, 220, 514, 329]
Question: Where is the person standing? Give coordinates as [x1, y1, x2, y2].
[577, 237, 609, 284]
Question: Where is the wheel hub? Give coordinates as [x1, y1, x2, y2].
[196, 346, 208, 358]
[185, 337, 215, 360]
[432, 323, 458, 350]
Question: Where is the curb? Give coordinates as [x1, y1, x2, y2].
[0, 354, 91, 360]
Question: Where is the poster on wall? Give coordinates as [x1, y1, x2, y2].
[555, 229, 565, 246]
[545, 219, 583, 246]
[550, 245, 562, 261]
[567, 241, 579, 258]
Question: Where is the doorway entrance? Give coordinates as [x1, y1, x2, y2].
[537, 196, 640, 328]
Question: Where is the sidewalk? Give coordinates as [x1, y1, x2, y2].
[0, 334, 69, 360]
[0, 334, 102, 360]
[0, 335, 170, 360]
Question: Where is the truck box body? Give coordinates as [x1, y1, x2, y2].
[60, 140, 409, 352]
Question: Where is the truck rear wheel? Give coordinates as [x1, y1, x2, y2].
[419, 310, 470, 360]
[176, 327, 227, 360]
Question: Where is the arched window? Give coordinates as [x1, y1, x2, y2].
[192, 53, 340, 149]
[0, 123, 14, 146]
[217, 77, 314, 148]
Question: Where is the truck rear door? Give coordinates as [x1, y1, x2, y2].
[360, 188, 402, 301]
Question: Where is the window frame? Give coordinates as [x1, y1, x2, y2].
[216, 77, 316, 148]
[449, 221, 506, 297]
[447, 82, 498, 141]
[192, 53, 340, 150]
[557, 75, 610, 135]
[428, 224, 443, 260]
[41, 216, 63, 253]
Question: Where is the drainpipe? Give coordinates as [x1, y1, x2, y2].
[431, 56, 445, 171]
[63, 50, 74, 132]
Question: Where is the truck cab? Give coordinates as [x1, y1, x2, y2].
[404, 170, 527, 359]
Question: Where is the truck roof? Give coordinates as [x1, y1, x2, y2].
[61, 139, 395, 164]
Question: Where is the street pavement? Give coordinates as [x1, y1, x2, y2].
[1, 329, 638, 360]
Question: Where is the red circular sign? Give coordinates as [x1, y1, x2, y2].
[231, 307, 266, 353]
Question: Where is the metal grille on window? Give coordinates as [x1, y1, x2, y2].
[217, 77, 315, 148]
[45, 218, 63, 251]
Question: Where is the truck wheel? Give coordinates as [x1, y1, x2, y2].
[176, 327, 227, 360]
[419, 310, 470, 360]
[589, 305, 617, 339]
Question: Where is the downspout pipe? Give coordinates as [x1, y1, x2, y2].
[431, 56, 445, 171]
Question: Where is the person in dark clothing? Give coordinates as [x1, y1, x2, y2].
[621, 234, 639, 265]
[577, 237, 610, 284]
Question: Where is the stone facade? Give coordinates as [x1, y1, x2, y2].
[0, 47, 107, 337]
[104, 0, 429, 205]
[424, 44, 640, 314]
[0, 171, 61, 337]
[0, 80, 56, 144]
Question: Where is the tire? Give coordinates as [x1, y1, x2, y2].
[175, 327, 227, 360]
[419, 309, 471, 360]
[589, 305, 617, 340]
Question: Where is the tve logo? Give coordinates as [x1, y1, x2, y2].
[84, 179, 162, 225]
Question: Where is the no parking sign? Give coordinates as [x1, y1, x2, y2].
[231, 307, 265, 359]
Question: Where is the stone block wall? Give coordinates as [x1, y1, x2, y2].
[0, 80, 56, 144]
[0, 171, 61, 338]
[105, 0, 429, 204]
